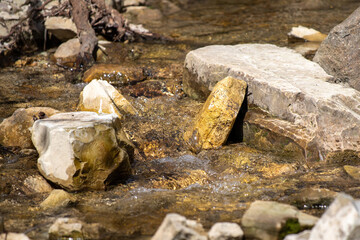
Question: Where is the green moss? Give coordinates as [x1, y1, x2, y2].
[278, 218, 309, 240]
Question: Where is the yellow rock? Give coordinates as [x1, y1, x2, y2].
[184, 76, 247, 152]
[78, 79, 137, 119]
[344, 165, 360, 181]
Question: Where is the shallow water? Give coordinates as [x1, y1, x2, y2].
[1, 0, 360, 239]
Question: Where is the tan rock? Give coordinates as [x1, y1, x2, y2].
[344, 165, 360, 181]
[0, 107, 59, 149]
[125, 6, 163, 23]
[24, 175, 53, 193]
[0, 233, 30, 240]
[83, 64, 147, 84]
[40, 189, 76, 209]
[78, 79, 137, 119]
[288, 25, 327, 42]
[184, 76, 247, 152]
[53, 38, 81, 66]
[45, 17, 77, 42]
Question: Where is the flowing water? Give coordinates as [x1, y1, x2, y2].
[1, 0, 360, 239]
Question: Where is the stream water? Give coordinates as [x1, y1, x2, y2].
[1, 0, 360, 239]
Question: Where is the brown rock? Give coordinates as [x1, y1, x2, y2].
[83, 64, 147, 84]
[53, 38, 81, 66]
[344, 165, 360, 181]
[0, 107, 59, 149]
[45, 17, 77, 42]
[184, 76, 247, 152]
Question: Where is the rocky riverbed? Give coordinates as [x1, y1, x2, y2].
[2, 0, 360, 239]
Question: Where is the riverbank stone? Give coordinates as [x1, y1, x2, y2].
[0, 107, 59, 149]
[308, 193, 360, 240]
[31, 112, 133, 191]
[314, 6, 360, 90]
[78, 79, 137, 119]
[0, 233, 30, 240]
[151, 213, 207, 240]
[241, 200, 318, 240]
[184, 43, 360, 160]
[183, 76, 247, 152]
[208, 222, 244, 240]
[44, 17, 77, 42]
[40, 189, 76, 209]
[53, 38, 80, 66]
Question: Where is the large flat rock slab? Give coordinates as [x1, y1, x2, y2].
[184, 44, 360, 159]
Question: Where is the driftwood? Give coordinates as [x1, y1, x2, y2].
[0, 0, 167, 68]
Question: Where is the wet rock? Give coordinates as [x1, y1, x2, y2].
[160, 0, 181, 15]
[344, 165, 360, 181]
[242, 201, 318, 240]
[0, 233, 30, 240]
[24, 175, 53, 193]
[286, 188, 338, 209]
[45, 17, 77, 42]
[123, 0, 146, 7]
[31, 112, 133, 191]
[53, 38, 81, 66]
[83, 64, 147, 84]
[40, 189, 76, 209]
[314, 6, 360, 90]
[208, 222, 244, 240]
[308, 193, 360, 240]
[184, 44, 360, 160]
[151, 213, 207, 240]
[183, 76, 247, 152]
[125, 6, 163, 23]
[288, 26, 327, 42]
[284, 230, 311, 240]
[0, 107, 59, 149]
[49, 217, 101, 240]
[78, 80, 137, 119]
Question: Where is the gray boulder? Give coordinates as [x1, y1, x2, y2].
[241, 200, 318, 240]
[314, 7, 360, 90]
[309, 193, 360, 240]
[151, 213, 207, 240]
[184, 44, 360, 160]
[32, 112, 133, 191]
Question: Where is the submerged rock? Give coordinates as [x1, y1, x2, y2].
[183, 76, 247, 152]
[314, 6, 360, 90]
[49, 217, 101, 240]
[78, 79, 137, 119]
[40, 189, 76, 209]
[45, 17, 77, 42]
[208, 222, 244, 240]
[53, 38, 81, 66]
[152, 213, 207, 240]
[288, 26, 327, 42]
[241, 200, 318, 240]
[0, 107, 59, 149]
[31, 112, 133, 191]
[308, 193, 360, 240]
[184, 44, 360, 160]
[83, 64, 147, 84]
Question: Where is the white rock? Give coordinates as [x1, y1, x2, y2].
[123, 0, 145, 6]
[0, 233, 30, 240]
[152, 213, 207, 240]
[78, 79, 137, 119]
[242, 200, 318, 240]
[208, 222, 244, 240]
[32, 112, 133, 191]
[284, 230, 311, 240]
[309, 193, 360, 240]
[184, 44, 360, 159]
[45, 17, 77, 42]
[288, 25, 327, 42]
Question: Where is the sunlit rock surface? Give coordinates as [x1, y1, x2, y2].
[288, 25, 327, 42]
[184, 44, 360, 160]
[242, 200, 318, 240]
[40, 189, 76, 209]
[0, 107, 59, 149]
[184, 76, 247, 152]
[78, 79, 137, 119]
[151, 213, 207, 240]
[44, 17, 77, 42]
[0, 233, 30, 240]
[308, 193, 360, 240]
[53, 38, 81, 66]
[314, 6, 360, 91]
[208, 222, 244, 240]
[31, 112, 133, 191]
